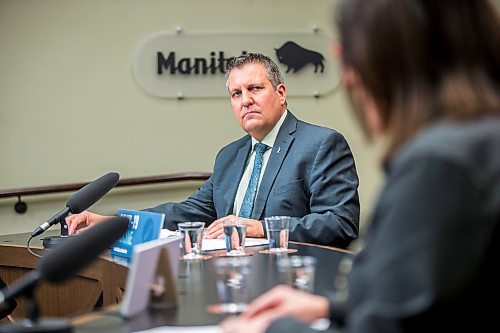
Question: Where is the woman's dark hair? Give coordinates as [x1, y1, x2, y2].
[337, 0, 500, 161]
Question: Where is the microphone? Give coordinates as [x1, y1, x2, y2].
[0, 277, 16, 320]
[31, 172, 120, 238]
[0, 216, 129, 324]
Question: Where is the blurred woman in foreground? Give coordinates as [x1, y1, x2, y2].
[221, 0, 500, 332]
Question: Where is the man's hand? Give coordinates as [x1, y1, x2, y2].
[66, 211, 111, 235]
[204, 215, 264, 239]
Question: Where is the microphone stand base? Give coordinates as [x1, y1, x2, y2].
[0, 318, 72, 333]
[42, 236, 72, 249]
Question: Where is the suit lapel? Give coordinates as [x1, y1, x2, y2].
[252, 113, 297, 219]
[224, 138, 252, 215]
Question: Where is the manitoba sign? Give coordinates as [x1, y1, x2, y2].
[132, 31, 340, 99]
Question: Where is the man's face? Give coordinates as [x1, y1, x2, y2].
[227, 63, 286, 141]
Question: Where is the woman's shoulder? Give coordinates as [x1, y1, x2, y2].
[389, 116, 500, 187]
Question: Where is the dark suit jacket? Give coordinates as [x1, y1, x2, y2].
[148, 111, 360, 247]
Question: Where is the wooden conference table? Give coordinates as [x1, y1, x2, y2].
[0, 230, 129, 320]
[0, 230, 352, 332]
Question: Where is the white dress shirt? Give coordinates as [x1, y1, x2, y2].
[233, 110, 288, 216]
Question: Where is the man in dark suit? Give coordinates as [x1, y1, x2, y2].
[67, 53, 359, 248]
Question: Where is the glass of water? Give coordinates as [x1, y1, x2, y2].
[207, 256, 252, 314]
[178, 222, 205, 260]
[223, 218, 247, 256]
[277, 255, 317, 292]
[264, 216, 291, 253]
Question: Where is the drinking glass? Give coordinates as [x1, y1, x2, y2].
[178, 222, 205, 260]
[223, 218, 247, 256]
[207, 256, 252, 314]
[277, 255, 317, 292]
[263, 216, 293, 253]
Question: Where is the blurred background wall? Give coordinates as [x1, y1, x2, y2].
[3, 0, 496, 240]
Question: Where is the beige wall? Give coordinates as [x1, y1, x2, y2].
[9, 0, 477, 237]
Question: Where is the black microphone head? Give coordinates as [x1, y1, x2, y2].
[66, 172, 119, 213]
[0, 276, 17, 319]
[38, 216, 129, 283]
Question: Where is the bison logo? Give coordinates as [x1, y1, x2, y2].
[275, 41, 325, 73]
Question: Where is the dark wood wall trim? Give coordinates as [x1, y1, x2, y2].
[0, 172, 211, 199]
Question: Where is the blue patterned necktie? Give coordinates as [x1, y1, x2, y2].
[239, 142, 269, 218]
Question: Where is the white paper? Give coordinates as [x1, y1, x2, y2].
[201, 237, 269, 251]
[132, 319, 330, 333]
[310, 318, 331, 330]
[160, 229, 181, 239]
[160, 229, 268, 251]
[133, 325, 220, 333]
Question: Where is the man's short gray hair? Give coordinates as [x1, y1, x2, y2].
[225, 53, 285, 90]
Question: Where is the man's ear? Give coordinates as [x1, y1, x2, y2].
[277, 84, 287, 105]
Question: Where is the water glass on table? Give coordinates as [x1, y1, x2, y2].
[223, 218, 247, 256]
[277, 255, 317, 292]
[206, 256, 252, 314]
[261, 216, 297, 254]
[178, 222, 211, 260]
